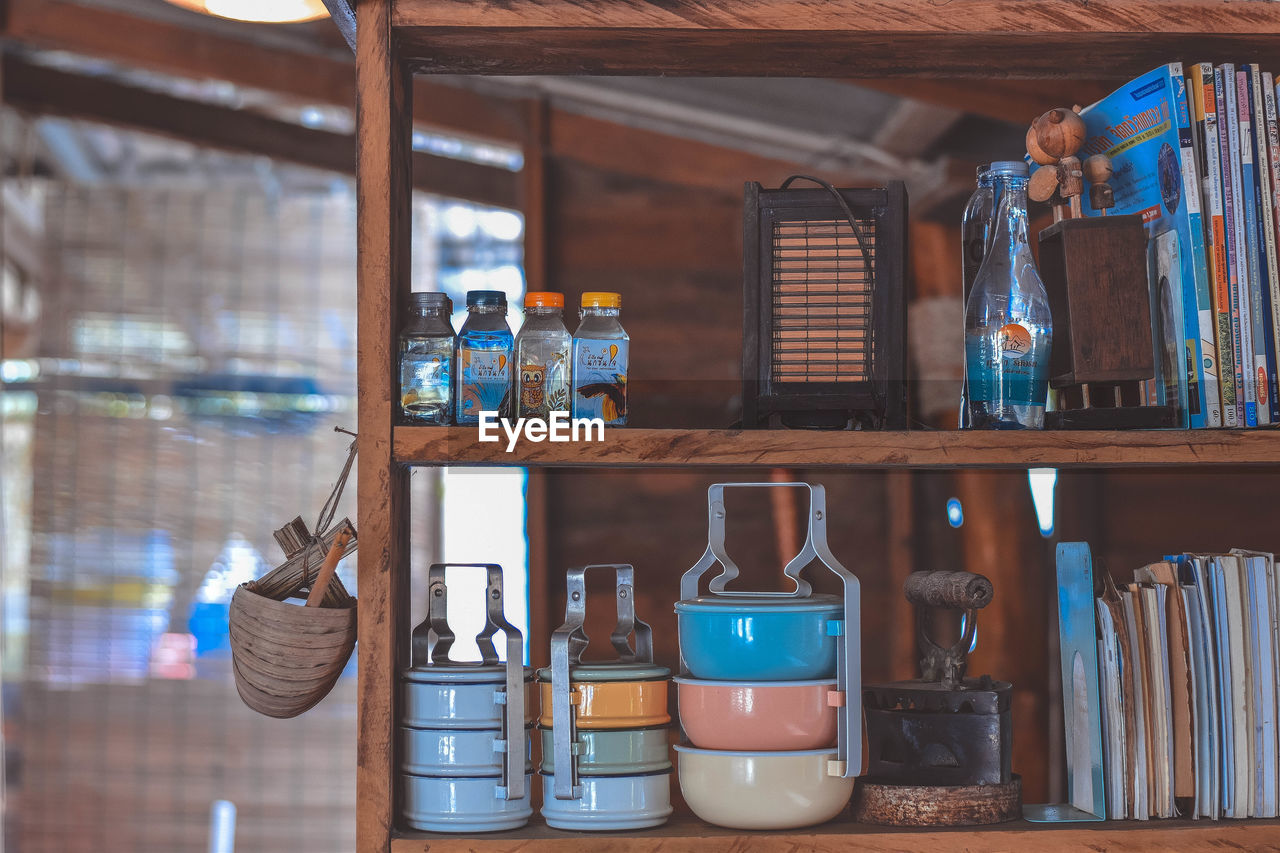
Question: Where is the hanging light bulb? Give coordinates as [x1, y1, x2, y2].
[1027, 467, 1057, 538]
[163, 0, 329, 24]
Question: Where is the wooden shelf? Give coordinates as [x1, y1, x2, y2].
[391, 0, 1280, 76]
[394, 426, 1280, 469]
[391, 815, 1280, 852]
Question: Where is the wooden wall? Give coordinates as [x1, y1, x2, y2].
[532, 154, 1059, 803]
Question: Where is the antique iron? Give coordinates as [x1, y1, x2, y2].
[854, 571, 1020, 826]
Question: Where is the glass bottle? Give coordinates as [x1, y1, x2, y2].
[963, 163, 1053, 429]
[959, 164, 994, 428]
[398, 291, 455, 424]
[513, 292, 572, 418]
[456, 290, 514, 424]
[571, 292, 629, 426]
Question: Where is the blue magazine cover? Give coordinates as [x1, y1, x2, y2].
[1080, 64, 1213, 428]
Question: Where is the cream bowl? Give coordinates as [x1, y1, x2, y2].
[674, 745, 853, 830]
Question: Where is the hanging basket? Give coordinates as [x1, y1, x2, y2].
[229, 429, 360, 719]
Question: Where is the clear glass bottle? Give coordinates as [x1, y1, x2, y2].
[513, 292, 572, 418]
[571, 292, 629, 426]
[959, 164, 994, 429]
[455, 290, 514, 424]
[398, 291, 455, 424]
[963, 163, 1053, 429]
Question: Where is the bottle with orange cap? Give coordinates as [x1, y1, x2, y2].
[572, 292, 629, 426]
[513, 292, 572, 419]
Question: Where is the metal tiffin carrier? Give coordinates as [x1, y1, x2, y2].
[853, 571, 1020, 827]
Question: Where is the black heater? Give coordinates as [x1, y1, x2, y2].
[742, 177, 907, 430]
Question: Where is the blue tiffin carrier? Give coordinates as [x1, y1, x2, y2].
[674, 482, 862, 779]
[399, 563, 533, 833]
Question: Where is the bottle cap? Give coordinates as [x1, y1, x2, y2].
[525, 292, 564, 309]
[581, 292, 621, 309]
[410, 291, 451, 311]
[989, 160, 1030, 177]
[466, 290, 507, 308]
[975, 163, 991, 177]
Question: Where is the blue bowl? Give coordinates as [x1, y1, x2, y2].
[675, 595, 843, 681]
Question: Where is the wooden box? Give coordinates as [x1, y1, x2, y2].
[1037, 214, 1151, 388]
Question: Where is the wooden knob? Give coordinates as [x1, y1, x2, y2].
[1031, 108, 1086, 161]
[1057, 155, 1084, 199]
[903, 571, 994, 610]
[1083, 154, 1114, 184]
[1028, 164, 1059, 203]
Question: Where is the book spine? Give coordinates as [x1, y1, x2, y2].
[1173, 64, 1217, 428]
[1239, 68, 1271, 425]
[1205, 64, 1241, 426]
[1262, 73, 1280, 429]
[1249, 65, 1280, 424]
[1224, 64, 1258, 426]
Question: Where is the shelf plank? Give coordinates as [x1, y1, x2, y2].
[394, 426, 1280, 469]
[391, 815, 1280, 852]
[392, 0, 1280, 76]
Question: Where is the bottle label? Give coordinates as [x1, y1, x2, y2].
[517, 350, 570, 418]
[572, 340, 628, 425]
[966, 322, 1048, 408]
[458, 347, 510, 422]
[400, 350, 451, 417]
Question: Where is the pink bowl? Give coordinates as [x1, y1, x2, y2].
[675, 677, 840, 751]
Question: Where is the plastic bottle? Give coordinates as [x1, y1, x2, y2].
[398, 291, 455, 424]
[571, 292, 629, 426]
[456, 290, 514, 424]
[963, 162, 1053, 429]
[513, 292, 572, 418]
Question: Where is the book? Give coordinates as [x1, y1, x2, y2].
[1121, 584, 1152, 818]
[1080, 64, 1210, 427]
[1199, 63, 1240, 426]
[1183, 555, 1222, 819]
[1208, 556, 1237, 815]
[1234, 550, 1278, 817]
[1140, 561, 1195, 800]
[1248, 67, 1280, 424]
[1173, 65, 1221, 428]
[1260, 73, 1280, 425]
[1139, 582, 1176, 817]
[1097, 598, 1129, 819]
[1220, 554, 1253, 815]
[1222, 64, 1259, 426]
[1239, 68, 1275, 425]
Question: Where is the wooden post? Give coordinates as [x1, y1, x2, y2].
[522, 97, 550, 294]
[355, 0, 411, 850]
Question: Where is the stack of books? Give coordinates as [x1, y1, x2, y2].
[1095, 551, 1278, 819]
[1079, 64, 1280, 428]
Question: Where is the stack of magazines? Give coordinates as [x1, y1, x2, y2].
[1079, 63, 1280, 429]
[1094, 551, 1278, 819]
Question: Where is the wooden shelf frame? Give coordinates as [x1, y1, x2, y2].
[389, 0, 1280, 76]
[352, 2, 1280, 851]
[395, 426, 1280, 468]
[389, 815, 1280, 852]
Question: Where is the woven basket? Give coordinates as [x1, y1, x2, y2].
[229, 580, 357, 718]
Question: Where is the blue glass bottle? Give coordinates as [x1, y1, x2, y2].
[963, 162, 1053, 429]
[456, 290, 514, 424]
[398, 292, 455, 424]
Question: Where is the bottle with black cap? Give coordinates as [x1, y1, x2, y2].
[398, 291, 455, 424]
[456, 290, 514, 424]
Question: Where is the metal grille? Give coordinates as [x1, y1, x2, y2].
[770, 217, 876, 383]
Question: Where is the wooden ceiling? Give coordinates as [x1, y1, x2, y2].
[0, 0, 1096, 217]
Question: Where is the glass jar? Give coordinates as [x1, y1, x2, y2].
[398, 291, 456, 424]
[456, 290, 514, 424]
[571, 292, 629, 426]
[513, 292, 572, 418]
[963, 163, 1053, 429]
